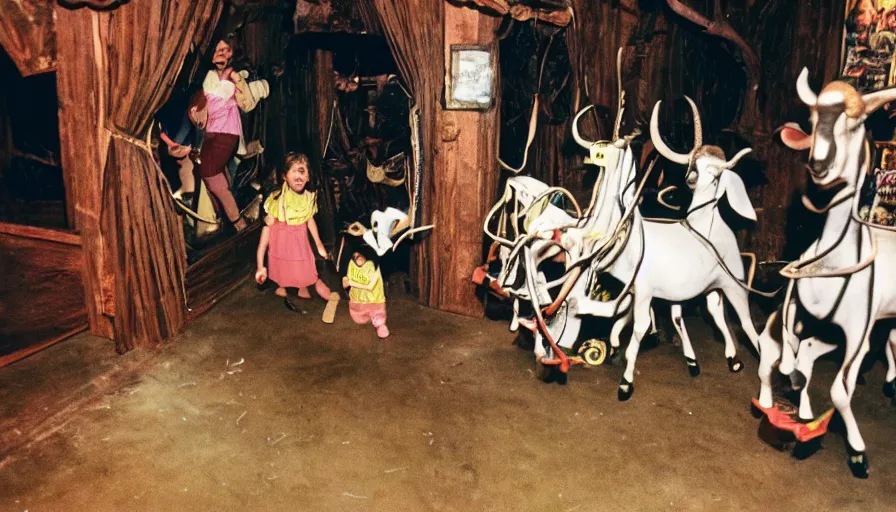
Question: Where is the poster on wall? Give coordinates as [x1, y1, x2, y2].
[445, 45, 495, 110]
[842, 1, 896, 225]
[842, 0, 896, 92]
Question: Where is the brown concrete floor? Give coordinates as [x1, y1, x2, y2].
[1, 281, 896, 511]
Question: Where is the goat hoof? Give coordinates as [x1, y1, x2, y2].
[846, 447, 869, 479]
[686, 358, 701, 377]
[883, 378, 896, 399]
[617, 379, 634, 401]
[789, 370, 807, 391]
[727, 357, 744, 373]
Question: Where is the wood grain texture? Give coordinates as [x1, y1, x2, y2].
[55, 6, 115, 338]
[186, 223, 262, 320]
[0, 0, 56, 77]
[0, 228, 88, 364]
[527, 0, 847, 262]
[421, 4, 501, 317]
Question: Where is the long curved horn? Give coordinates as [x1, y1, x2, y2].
[796, 68, 818, 106]
[572, 105, 596, 149]
[649, 101, 690, 165]
[722, 147, 753, 169]
[862, 86, 896, 115]
[684, 96, 703, 149]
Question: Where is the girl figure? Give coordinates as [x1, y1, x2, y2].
[255, 152, 340, 322]
[342, 247, 389, 339]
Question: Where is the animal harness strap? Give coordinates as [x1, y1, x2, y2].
[679, 218, 780, 298]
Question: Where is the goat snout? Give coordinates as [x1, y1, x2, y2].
[806, 162, 827, 179]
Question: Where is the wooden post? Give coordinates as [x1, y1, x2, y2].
[55, 6, 115, 339]
[421, 4, 500, 317]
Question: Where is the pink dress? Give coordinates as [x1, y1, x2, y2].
[268, 221, 319, 288]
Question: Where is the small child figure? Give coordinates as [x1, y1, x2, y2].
[256, 152, 340, 322]
[343, 249, 389, 338]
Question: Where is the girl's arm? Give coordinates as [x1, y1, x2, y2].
[160, 131, 177, 148]
[348, 272, 379, 291]
[307, 217, 328, 258]
[255, 218, 272, 283]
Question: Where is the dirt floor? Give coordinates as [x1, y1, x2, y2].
[2, 280, 896, 511]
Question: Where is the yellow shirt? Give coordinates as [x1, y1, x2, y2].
[348, 260, 386, 304]
[264, 185, 317, 225]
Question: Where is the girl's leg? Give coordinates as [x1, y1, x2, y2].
[275, 287, 287, 297]
[348, 302, 369, 325]
[204, 174, 245, 231]
[372, 308, 389, 338]
[297, 287, 312, 299]
[314, 279, 331, 299]
[177, 157, 196, 194]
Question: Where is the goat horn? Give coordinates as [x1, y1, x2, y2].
[722, 147, 753, 169]
[572, 105, 596, 149]
[796, 68, 818, 106]
[649, 101, 690, 165]
[684, 96, 703, 149]
[862, 86, 896, 116]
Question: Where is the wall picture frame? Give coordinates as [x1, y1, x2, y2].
[445, 44, 495, 110]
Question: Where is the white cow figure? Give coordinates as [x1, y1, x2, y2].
[754, 69, 896, 478]
[576, 97, 761, 401]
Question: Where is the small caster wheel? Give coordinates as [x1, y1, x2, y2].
[581, 339, 608, 366]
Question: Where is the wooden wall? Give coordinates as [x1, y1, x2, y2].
[419, 4, 501, 317]
[0, 223, 87, 367]
[508, 0, 848, 261]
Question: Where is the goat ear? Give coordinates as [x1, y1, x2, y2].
[776, 122, 811, 151]
[718, 170, 756, 221]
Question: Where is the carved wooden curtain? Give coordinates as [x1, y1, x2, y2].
[101, 0, 223, 351]
[0, 0, 56, 76]
[357, 0, 444, 230]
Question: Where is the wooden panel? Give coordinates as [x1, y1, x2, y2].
[0, 224, 88, 366]
[186, 223, 262, 320]
[423, 4, 500, 317]
[55, 6, 115, 339]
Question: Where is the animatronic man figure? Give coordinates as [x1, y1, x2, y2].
[189, 36, 268, 232]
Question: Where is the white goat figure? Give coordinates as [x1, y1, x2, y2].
[477, 117, 645, 377]
[575, 97, 761, 401]
[520, 123, 644, 375]
[586, 99, 767, 378]
[754, 69, 896, 479]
